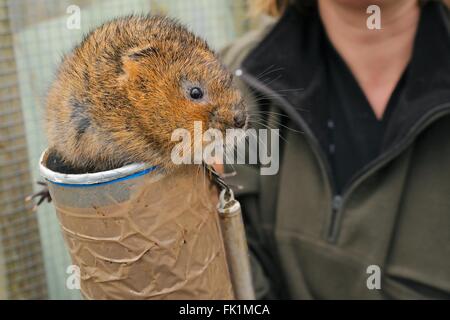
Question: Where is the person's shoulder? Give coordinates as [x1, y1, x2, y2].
[219, 15, 278, 71]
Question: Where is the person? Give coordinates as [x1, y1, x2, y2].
[220, 0, 450, 299]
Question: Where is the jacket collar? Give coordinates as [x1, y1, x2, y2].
[240, 2, 450, 149]
[383, 1, 450, 145]
[241, 5, 324, 110]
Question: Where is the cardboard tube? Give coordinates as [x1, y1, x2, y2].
[217, 189, 255, 300]
[40, 150, 234, 299]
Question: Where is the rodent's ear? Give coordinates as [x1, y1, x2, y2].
[121, 45, 159, 78]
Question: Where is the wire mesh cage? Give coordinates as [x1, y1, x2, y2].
[0, 0, 47, 299]
[0, 0, 250, 299]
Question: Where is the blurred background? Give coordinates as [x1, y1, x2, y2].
[0, 0, 252, 299]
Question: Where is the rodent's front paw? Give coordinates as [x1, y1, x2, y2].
[25, 181, 52, 211]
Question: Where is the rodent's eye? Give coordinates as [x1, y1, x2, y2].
[189, 87, 204, 100]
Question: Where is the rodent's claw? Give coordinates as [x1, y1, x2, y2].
[220, 170, 237, 179]
[203, 163, 229, 191]
[25, 181, 52, 209]
[203, 163, 244, 192]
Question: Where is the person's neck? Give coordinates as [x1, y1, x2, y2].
[318, 0, 420, 119]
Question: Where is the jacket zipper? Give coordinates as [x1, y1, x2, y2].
[327, 103, 450, 242]
[240, 71, 338, 238]
[240, 70, 450, 243]
[328, 195, 343, 242]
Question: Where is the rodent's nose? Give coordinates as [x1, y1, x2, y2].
[233, 112, 247, 129]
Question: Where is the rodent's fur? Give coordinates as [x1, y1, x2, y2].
[46, 15, 245, 173]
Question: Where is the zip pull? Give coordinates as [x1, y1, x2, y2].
[328, 195, 343, 242]
[332, 195, 343, 211]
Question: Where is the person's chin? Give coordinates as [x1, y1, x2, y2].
[329, 0, 388, 9]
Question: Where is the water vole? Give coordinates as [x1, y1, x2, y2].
[45, 15, 247, 174]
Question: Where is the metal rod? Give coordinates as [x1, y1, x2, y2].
[217, 188, 255, 300]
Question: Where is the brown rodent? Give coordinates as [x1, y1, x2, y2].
[45, 15, 246, 174]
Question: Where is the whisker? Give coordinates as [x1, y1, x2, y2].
[254, 65, 284, 80]
[248, 113, 303, 134]
[248, 119, 289, 143]
[247, 110, 290, 118]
